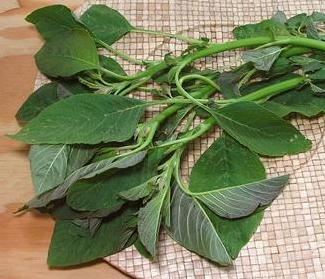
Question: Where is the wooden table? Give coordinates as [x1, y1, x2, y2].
[0, 1, 128, 278]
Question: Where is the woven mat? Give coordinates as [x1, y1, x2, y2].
[34, 0, 325, 278]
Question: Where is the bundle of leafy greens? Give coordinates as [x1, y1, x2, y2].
[10, 4, 325, 267]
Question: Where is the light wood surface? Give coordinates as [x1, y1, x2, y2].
[0, 1, 128, 278]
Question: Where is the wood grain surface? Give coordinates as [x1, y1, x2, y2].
[0, 1, 128, 278]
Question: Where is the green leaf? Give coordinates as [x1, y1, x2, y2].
[242, 46, 282, 71]
[217, 64, 252, 99]
[272, 11, 287, 24]
[25, 5, 84, 40]
[48, 207, 137, 267]
[99, 55, 127, 82]
[286, 13, 307, 34]
[213, 101, 311, 156]
[138, 185, 169, 257]
[233, 18, 289, 40]
[189, 133, 266, 193]
[155, 106, 192, 142]
[67, 150, 162, 212]
[66, 144, 97, 175]
[187, 133, 266, 257]
[309, 67, 325, 80]
[119, 179, 154, 201]
[80, 4, 133, 45]
[192, 175, 288, 218]
[29, 144, 70, 195]
[25, 151, 147, 209]
[268, 57, 293, 77]
[167, 184, 233, 265]
[290, 56, 324, 72]
[310, 83, 325, 94]
[11, 94, 146, 144]
[134, 238, 153, 260]
[35, 29, 99, 77]
[72, 218, 102, 237]
[15, 81, 91, 122]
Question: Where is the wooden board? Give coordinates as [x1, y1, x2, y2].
[0, 1, 128, 278]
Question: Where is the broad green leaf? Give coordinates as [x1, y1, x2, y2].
[25, 151, 147, 209]
[242, 46, 282, 71]
[233, 18, 289, 39]
[189, 133, 265, 193]
[167, 184, 232, 265]
[138, 185, 169, 257]
[35, 29, 99, 77]
[213, 101, 311, 156]
[11, 94, 146, 144]
[48, 207, 137, 267]
[263, 83, 325, 117]
[193, 175, 289, 218]
[186, 133, 265, 257]
[29, 144, 70, 195]
[16, 81, 91, 122]
[26, 5, 84, 40]
[67, 150, 162, 212]
[80, 5, 133, 45]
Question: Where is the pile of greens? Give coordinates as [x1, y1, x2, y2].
[11, 4, 325, 267]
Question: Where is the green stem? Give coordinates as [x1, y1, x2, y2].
[238, 76, 306, 102]
[132, 28, 204, 45]
[96, 39, 146, 65]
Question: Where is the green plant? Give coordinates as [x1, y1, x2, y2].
[11, 5, 325, 267]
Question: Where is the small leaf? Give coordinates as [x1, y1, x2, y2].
[80, 4, 133, 45]
[310, 83, 325, 94]
[138, 185, 169, 257]
[242, 46, 282, 71]
[192, 175, 289, 218]
[272, 11, 287, 24]
[48, 207, 137, 267]
[25, 5, 84, 40]
[25, 151, 147, 209]
[213, 101, 311, 156]
[35, 29, 99, 77]
[286, 13, 307, 34]
[11, 94, 146, 145]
